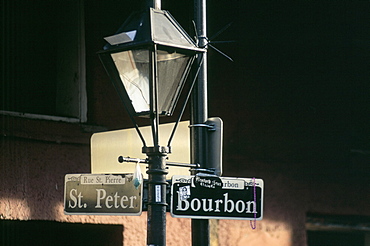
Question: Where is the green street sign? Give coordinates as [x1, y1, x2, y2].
[64, 174, 142, 215]
[171, 175, 264, 220]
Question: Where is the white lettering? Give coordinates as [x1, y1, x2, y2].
[235, 200, 245, 213]
[223, 181, 238, 188]
[222, 180, 244, 190]
[105, 176, 123, 184]
[190, 198, 201, 211]
[214, 199, 223, 212]
[246, 201, 256, 213]
[114, 193, 120, 208]
[80, 175, 126, 184]
[68, 189, 84, 208]
[68, 189, 78, 208]
[176, 191, 189, 211]
[120, 195, 128, 208]
[95, 189, 106, 208]
[174, 191, 258, 216]
[106, 195, 113, 208]
[202, 199, 214, 212]
[95, 189, 137, 209]
[83, 177, 94, 183]
[224, 193, 234, 212]
[129, 196, 137, 208]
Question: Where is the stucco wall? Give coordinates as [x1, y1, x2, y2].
[2, 136, 369, 245]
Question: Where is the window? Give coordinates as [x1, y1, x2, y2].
[1, 0, 86, 122]
[0, 220, 123, 246]
[306, 213, 370, 246]
[307, 230, 365, 246]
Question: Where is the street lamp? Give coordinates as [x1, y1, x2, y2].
[98, 4, 204, 246]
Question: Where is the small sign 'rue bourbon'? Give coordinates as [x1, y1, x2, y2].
[64, 174, 142, 215]
[170, 175, 264, 220]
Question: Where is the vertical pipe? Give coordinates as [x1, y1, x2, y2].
[191, 0, 208, 171]
[146, 7, 166, 243]
[145, 147, 168, 246]
[191, 0, 209, 245]
[150, 45, 160, 148]
[146, 46, 167, 245]
[191, 0, 208, 160]
[146, 0, 161, 9]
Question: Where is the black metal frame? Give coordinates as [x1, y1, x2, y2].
[98, 5, 206, 246]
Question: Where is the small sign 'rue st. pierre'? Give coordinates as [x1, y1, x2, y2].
[171, 175, 264, 220]
[64, 174, 142, 215]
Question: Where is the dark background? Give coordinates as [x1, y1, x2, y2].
[88, 1, 370, 182]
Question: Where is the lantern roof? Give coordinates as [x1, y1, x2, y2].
[103, 8, 204, 52]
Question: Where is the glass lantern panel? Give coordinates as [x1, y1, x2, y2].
[157, 50, 192, 115]
[152, 11, 196, 49]
[111, 50, 150, 114]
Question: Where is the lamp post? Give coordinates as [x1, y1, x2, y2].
[98, 2, 204, 245]
[191, 0, 210, 245]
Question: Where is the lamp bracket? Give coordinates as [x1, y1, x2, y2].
[190, 168, 218, 176]
[118, 156, 200, 168]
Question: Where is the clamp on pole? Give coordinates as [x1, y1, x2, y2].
[188, 123, 216, 131]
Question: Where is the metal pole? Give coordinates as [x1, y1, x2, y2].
[145, 48, 168, 245]
[144, 146, 169, 246]
[191, 0, 210, 245]
[146, 0, 161, 10]
[146, 3, 167, 242]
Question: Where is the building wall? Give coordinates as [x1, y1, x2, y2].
[1, 127, 369, 245]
